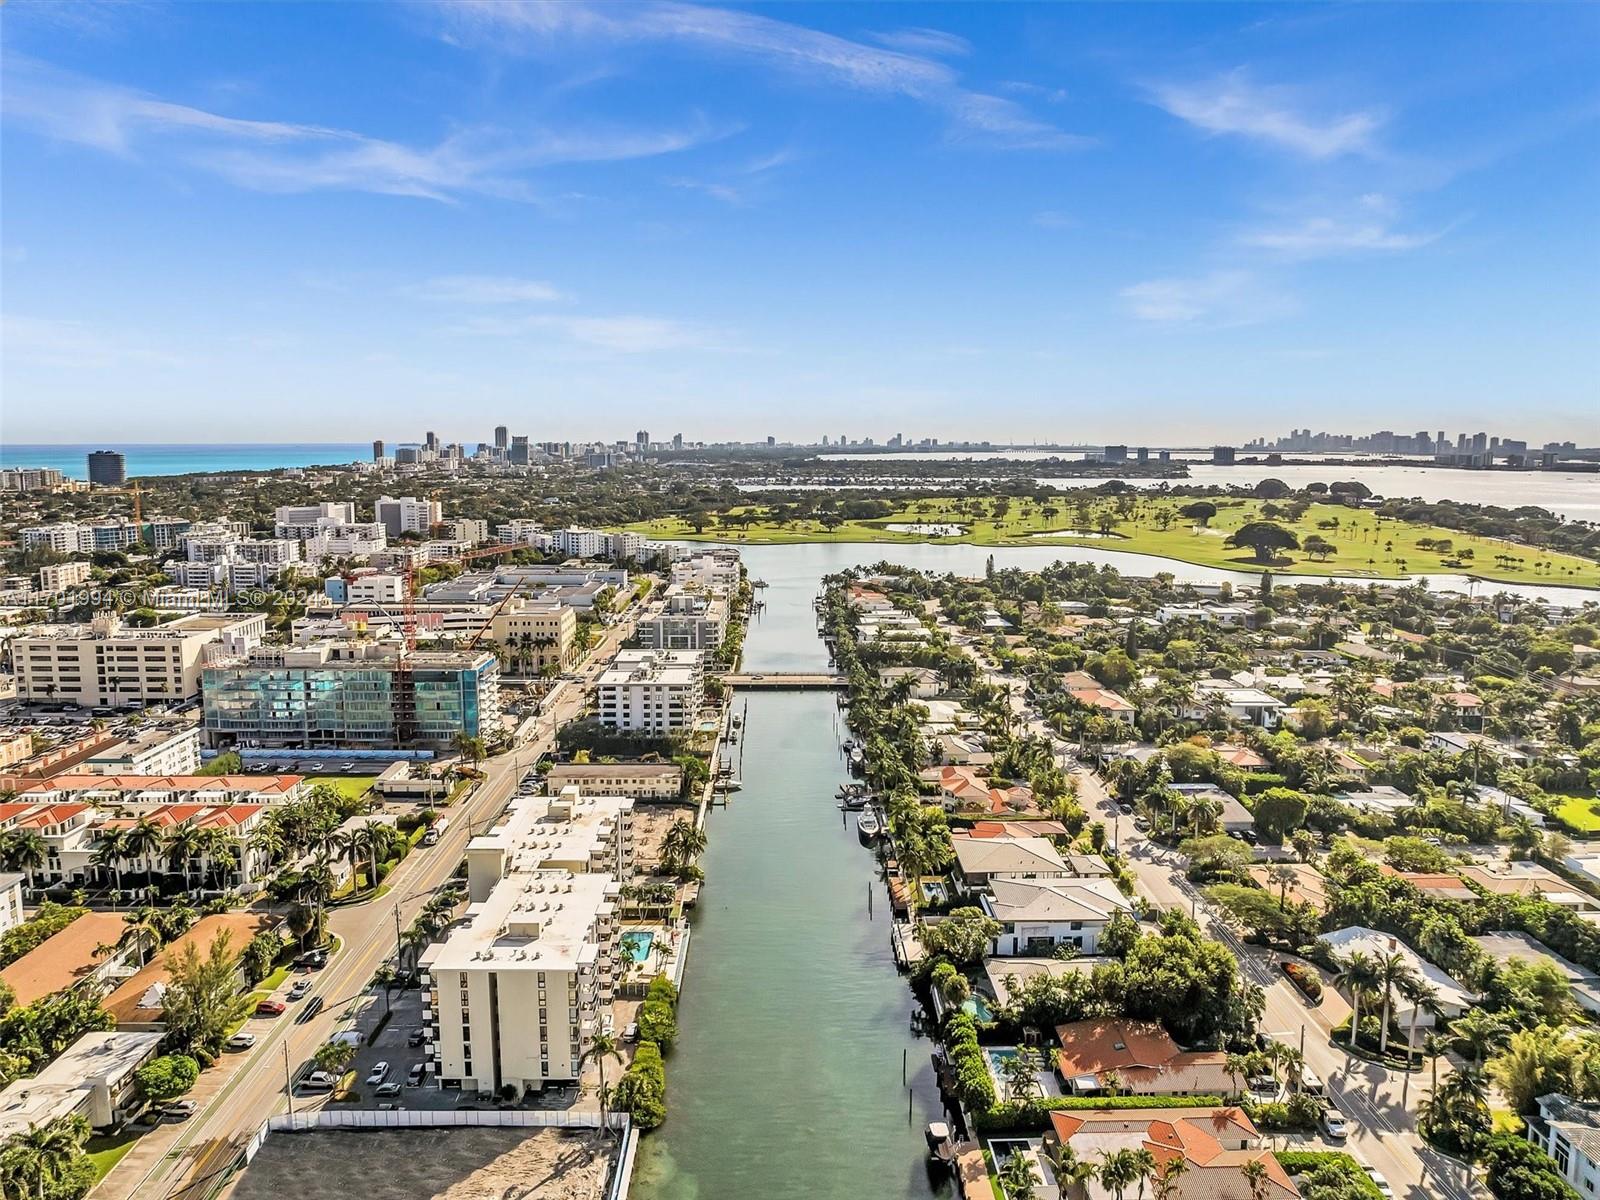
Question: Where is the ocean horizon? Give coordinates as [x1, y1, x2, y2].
[0, 443, 372, 479]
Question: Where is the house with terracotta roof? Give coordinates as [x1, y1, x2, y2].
[1377, 864, 1478, 902]
[1043, 1106, 1298, 1198]
[1052, 1018, 1232, 1096]
[0, 912, 137, 1007]
[923, 766, 1036, 817]
[1459, 862, 1596, 911]
[103, 912, 279, 1029]
[0, 801, 99, 888]
[98, 804, 277, 891]
[15, 774, 305, 807]
[1059, 671, 1135, 724]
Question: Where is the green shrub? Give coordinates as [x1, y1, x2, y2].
[1276, 1151, 1384, 1199]
[135, 1054, 199, 1102]
[612, 1041, 666, 1129]
[638, 999, 677, 1051]
[646, 974, 678, 1007]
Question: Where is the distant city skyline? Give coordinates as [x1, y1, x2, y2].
[3, 2, 1597, 443]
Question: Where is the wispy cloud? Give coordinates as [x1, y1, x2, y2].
[2, 314, 187, 369]
[2, 56, 723, 202]
[402, 275, 565, 303]
[664, 144, 799, 205]
[1120, 270, 1294, 325]
[436, 1, 1091, 152]
[868, 27, 972, 59]
[1149, 71, 1383, 158]
[451, 311, 731, 353]
[1240, 216, 1445, 259]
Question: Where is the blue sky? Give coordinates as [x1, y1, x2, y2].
[3, 1, 1598, 446]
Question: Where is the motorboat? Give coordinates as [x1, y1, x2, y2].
[720, 778, 743, 792]
[857, 807, 882, 840]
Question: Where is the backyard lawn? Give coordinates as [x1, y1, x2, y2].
[307, 775, 376, 802]
[1552, 795, 1600, 834]
[627, 495, 1600, 587]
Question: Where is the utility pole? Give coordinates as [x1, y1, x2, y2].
[284, 1042, 296, 1119]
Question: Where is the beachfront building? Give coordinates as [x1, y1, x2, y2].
[11, 612, 267, 708]
[597, 650, 703, 734]
[201, 640, 500, 750]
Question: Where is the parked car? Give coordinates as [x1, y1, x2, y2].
[287, 980, 313, 1000]
[300, 1071, 337, 1092]
[255, 999, 286, 1017]
[623, 1022, 640, 1044]
[1362, 1167, 1394, 1198]
[374, 1082, 402, 1097]
[162, 1100, 198, 1120]
[1247, 1072, 1276, 1094]
[1320, 1107, 1348, 1139]
[366, 1062, 390, 1086]
[226, 1033, 257, 1051]
[295, 996, 324, 1023]
[406, 1063, 426, 1087]
[407, 1029, 426, 1047]
[296, 950, 328, 970]
[1131, 816, 1150, 831]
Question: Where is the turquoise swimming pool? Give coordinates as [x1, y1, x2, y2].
[622, 930, 656, 964]
[962, 994, 994, 1022]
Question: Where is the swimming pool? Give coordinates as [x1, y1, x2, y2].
[962, 993, 994, 1022]
[622, 930, 655, 964]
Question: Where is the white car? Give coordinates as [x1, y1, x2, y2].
[225, 1033, 256, 1051]
[1320, 1107, 1348, 1139]
[365, 1061, 390, 1086]
[1362, 1166, 1394, 1198]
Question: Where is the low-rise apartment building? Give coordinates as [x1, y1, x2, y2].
[636, 588, 728, 652]
[597, 650, 703, 734]
[81, 725, 201, 776]
[545, 763, 682, 802]
[38, 561, 92, 593]
[489, 599, 578, 675]
[11, 612, 267, 708]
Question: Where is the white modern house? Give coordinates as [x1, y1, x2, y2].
[1319, 926, 1475, 1044]
[981, 877, 1133, 956]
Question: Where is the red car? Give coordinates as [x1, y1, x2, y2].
[255, 999, 287, 1016]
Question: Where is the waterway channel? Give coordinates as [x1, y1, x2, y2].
[630, 564, 952, 1200]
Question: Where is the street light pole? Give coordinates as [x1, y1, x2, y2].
[284, 1041, 296, 1120]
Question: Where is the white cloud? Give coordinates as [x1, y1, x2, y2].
[869, 27, 972, 59]
[2, 56, 723, 201]
[438, 1, 1091, 151]
[1239, 215, 1445, 259]
[451, 311, 730, 353]
[403, 275, 565, 303]
[2, 314, 186, 369]
[1120, 270, 1294, 325]
[1149, 71, 1382, 158]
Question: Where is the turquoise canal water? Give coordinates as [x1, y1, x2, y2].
[630, 575, 952, 1200]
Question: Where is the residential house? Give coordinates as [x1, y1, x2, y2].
[982, 876, 1132, 956]
[0, 1031, 165, 1140]
[103, 913, 279, 1029]
[0, 913, 137, 1007]
[1378, 865, 1479, 902]
[1052, 1018, 1233, 1096]
[1459, 862, 1595, 911]
[1060, 671, 1135, 724]
[1319, 927, 1474, 1044]
[923, 765, 1034, 816]
[1528, 1093, 1600, 1195]
[1044, 1107, 1298, 1200]
[950, 835, 1071, 892]
[1471, 933, 1600, 1017]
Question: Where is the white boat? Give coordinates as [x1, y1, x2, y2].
[857, 808, 882, 839]
[721, 778, 743, 792]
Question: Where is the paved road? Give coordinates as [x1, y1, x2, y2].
[101, 613, 639, 1200]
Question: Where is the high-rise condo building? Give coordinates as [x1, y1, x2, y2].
[87, 451, 126, 487]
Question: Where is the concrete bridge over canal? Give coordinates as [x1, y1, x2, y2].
[721, 672, 848, 690]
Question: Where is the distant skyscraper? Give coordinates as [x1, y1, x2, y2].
[425, 430, 439, 452]
[672, 433, 683, 451]
[494, 425, 508, 450]
[87, 450, 126, 486]
[766, 435, 775, 446]
[510, 436, 530, 466]
[635, 430, 649, 450]
[1212, 446, 1236, 465]
[372, 439, 385, 462]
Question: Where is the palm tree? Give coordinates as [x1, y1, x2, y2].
[0, 1114, 90, 1200]
[997, 1153, 1040, 1200]
[660, 818, 707, 873]
[1224, 1052, 1250, 1100]
[118, 906, 162, 966]
[580, 1032, 625, 1140]
[1450, 1007, 1509, 1071]
[89, 829, 128, 905]
[1097, 1148, 1142, 1200]
[122, 817, 163, 883]
[1371, 949, 1419, 1057]
[1241, 1157, 1271, 1200]
[1334, 950, 1380, 1050]
[1398, 975, 1441, 1099]
[1266, 863, 1299, 910]
[164, 824, 206, 894]
[1151, 1156, 1189, 1200]
[1041, 1141, 1095, 1194]
[0, 830, 48, 883]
